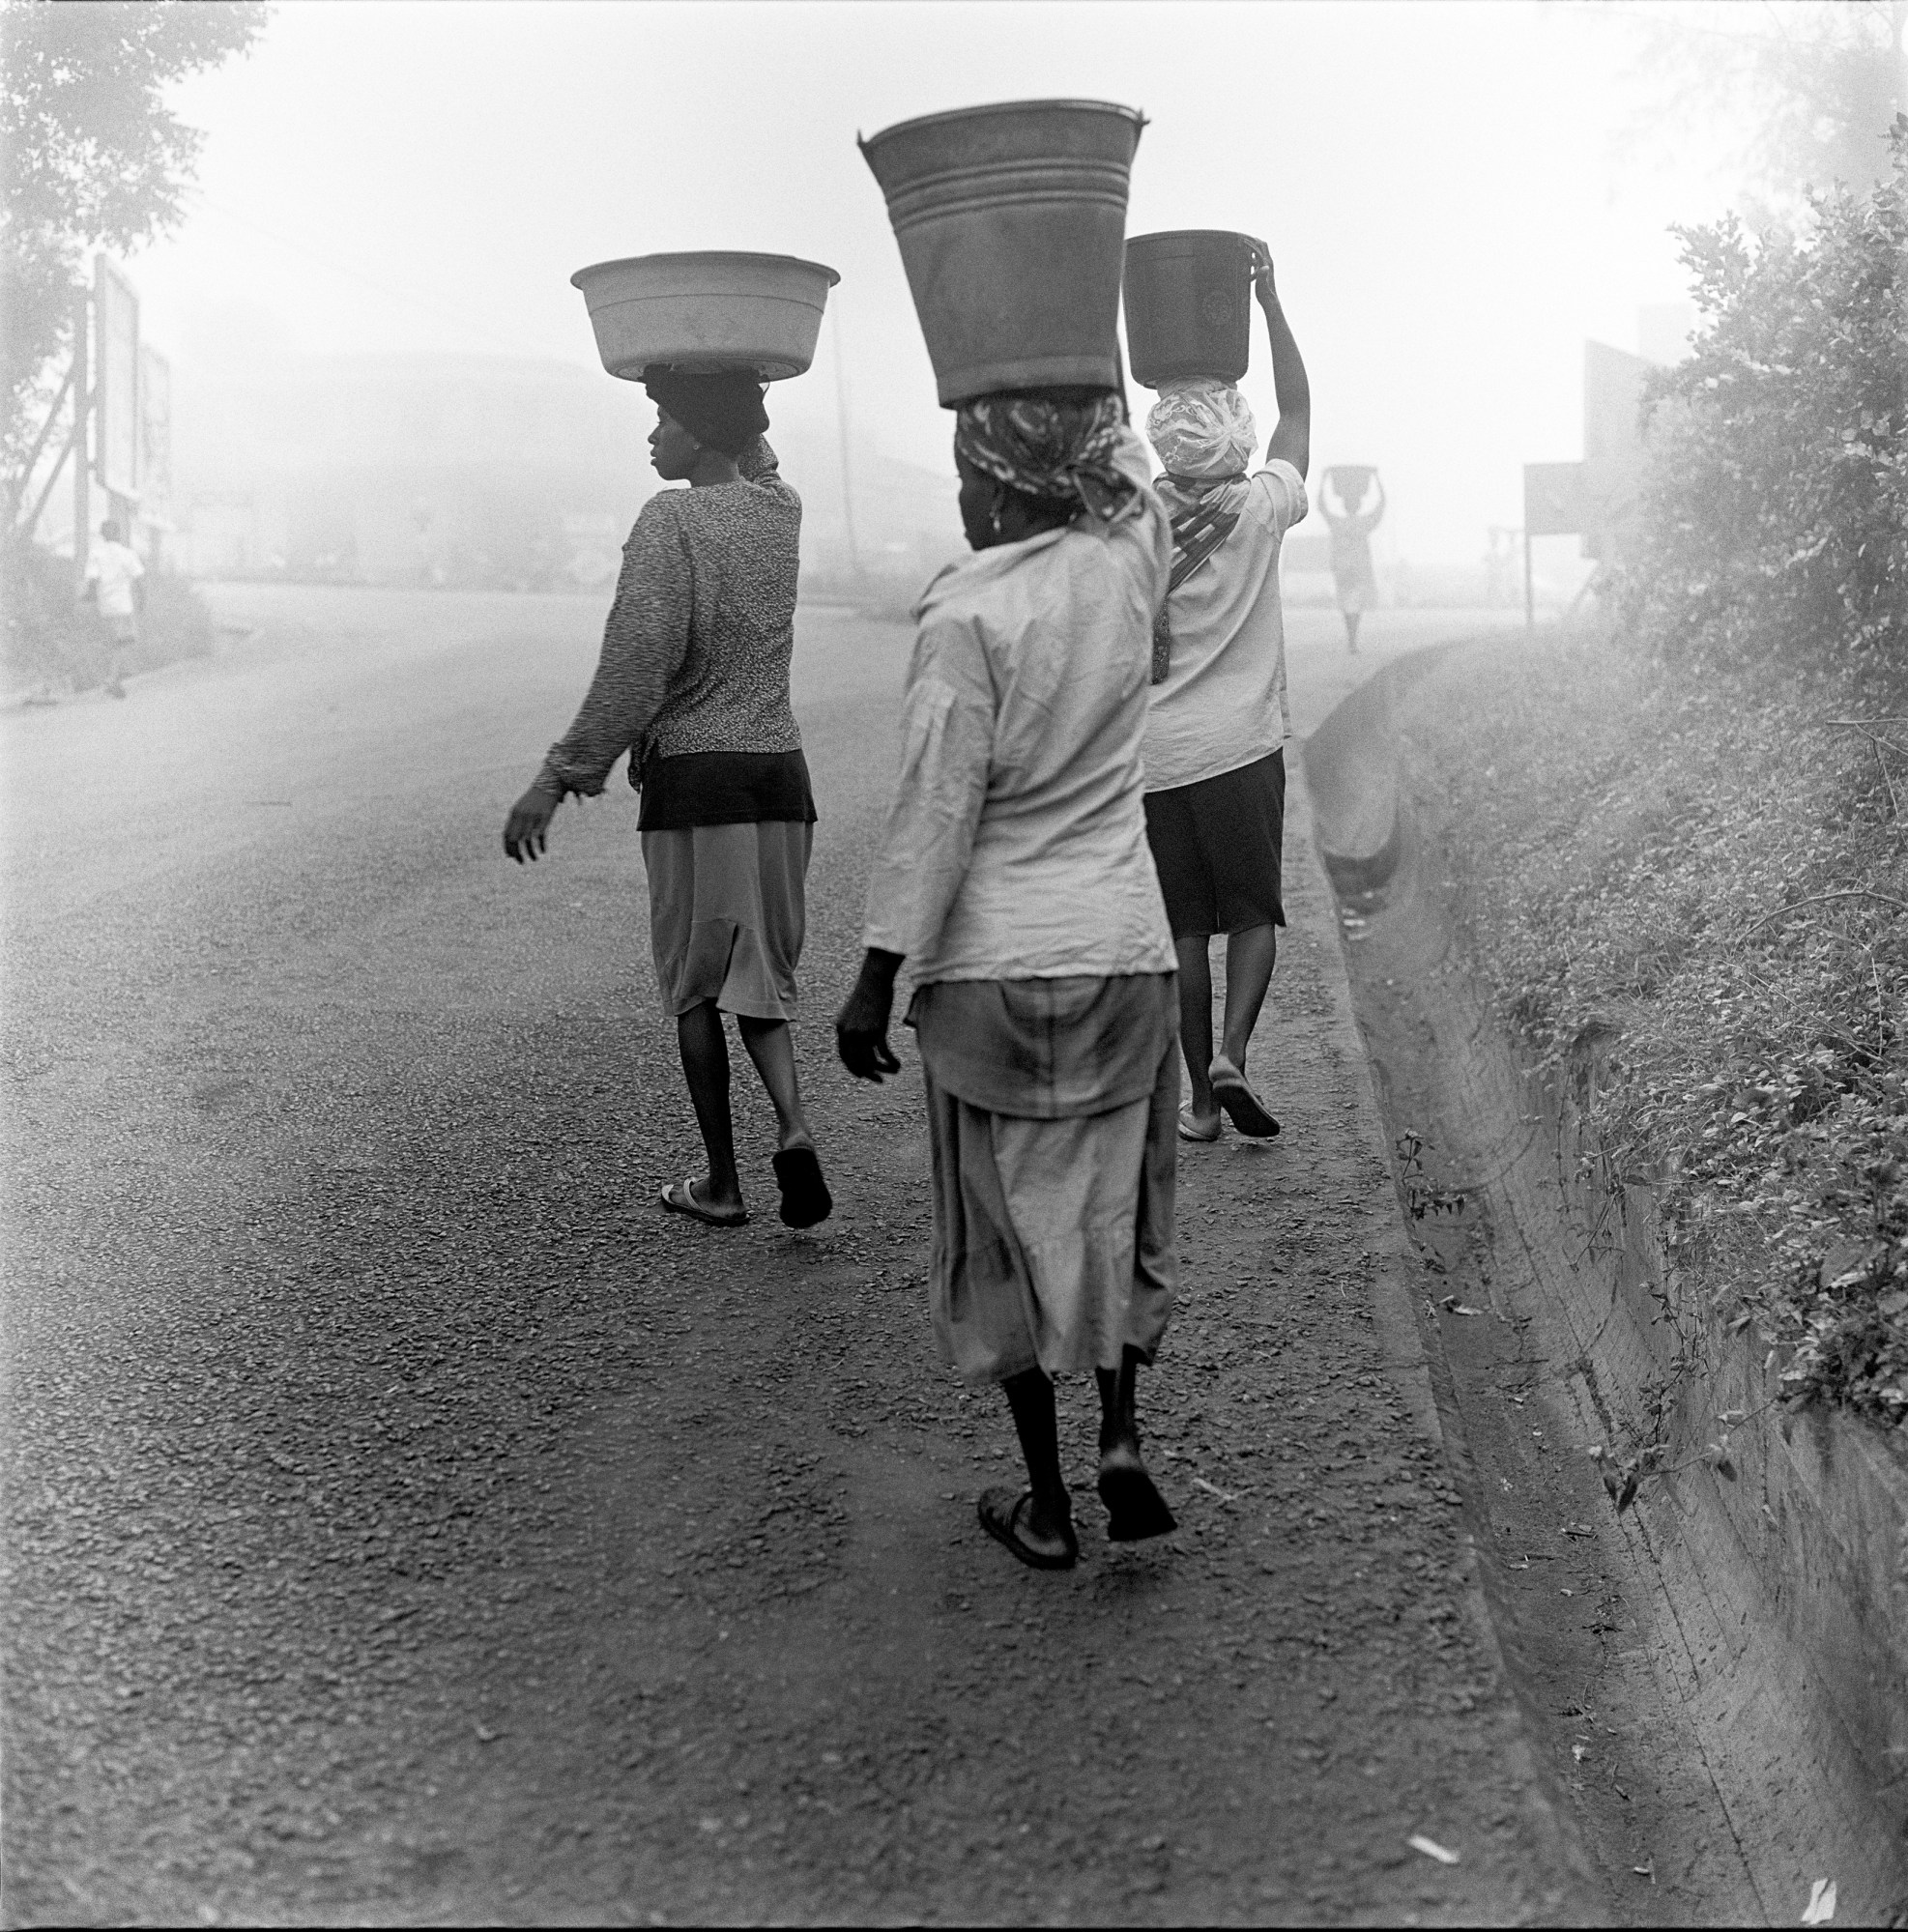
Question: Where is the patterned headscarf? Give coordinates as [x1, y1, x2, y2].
[1145, 377, 1258, 483]
[952, 391, 1133, 522]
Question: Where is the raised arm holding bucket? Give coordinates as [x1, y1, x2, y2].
[504, 252, 840, 1233]
[1128, 236, 1313, 1148]
[839, 100, 1182, 1572]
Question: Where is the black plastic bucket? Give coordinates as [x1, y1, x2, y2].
[1122, 230, 1253, 389]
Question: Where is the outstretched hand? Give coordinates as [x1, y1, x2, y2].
[835, 950, 904, 1082]
[504, 784, 560, 863]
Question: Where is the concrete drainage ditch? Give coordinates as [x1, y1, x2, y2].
[1301, 651, 1908, 1926]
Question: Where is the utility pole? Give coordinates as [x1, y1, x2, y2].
[831, 302, 863, 582]
[72, 286, 90, 591]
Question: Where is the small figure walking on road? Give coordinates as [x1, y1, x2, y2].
[836, 392, 1180, 1572]
[1318, 463, 1385, 653]
[504, 372, 833, 1232]
[82, 517, 144, 699]
[1142, 242, 1311, 1147]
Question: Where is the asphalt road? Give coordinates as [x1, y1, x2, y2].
[0, 582, 1575, 1926]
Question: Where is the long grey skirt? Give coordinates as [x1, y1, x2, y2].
[914, 974, 1180, 1385]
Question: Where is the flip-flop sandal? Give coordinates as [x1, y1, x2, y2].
[977, 1486, 1078, 1571]
[1208, 1057, 1280, 1139]
[771, 1145, 833, 1229]
[1177, 1105, 1222, 1144]
[660, 1177, 747, 1229]
[1098, 1456, 1178, 1543]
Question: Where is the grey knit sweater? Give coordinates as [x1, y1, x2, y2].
[539, 438, 801, 797]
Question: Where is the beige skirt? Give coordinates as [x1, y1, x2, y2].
[642, 821, 812, 1022]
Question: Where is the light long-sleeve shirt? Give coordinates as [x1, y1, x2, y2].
[861, 423, 1177, 984]
[539, 438, 802, 799]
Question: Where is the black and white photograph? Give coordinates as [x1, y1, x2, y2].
[2, 0, 1904, 1922]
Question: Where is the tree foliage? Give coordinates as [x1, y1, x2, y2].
[1618, 0, 1906, 219]
[1, 0, 267, 476]
[1622, 116, 1908, 669]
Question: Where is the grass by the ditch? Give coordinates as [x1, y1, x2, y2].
[1396, 623, 1908, 1430]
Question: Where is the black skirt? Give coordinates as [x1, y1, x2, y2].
[1142, 747, 1286, 939]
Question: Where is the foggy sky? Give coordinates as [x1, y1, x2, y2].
[130, 0, 1765, 562]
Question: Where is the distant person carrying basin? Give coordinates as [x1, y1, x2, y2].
[502, 368, 833, 1233]
[1133, 241, 1312, 1146]
[1318, 463, 1385, 654]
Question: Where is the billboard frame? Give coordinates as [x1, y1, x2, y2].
[94, 254, 140, 501]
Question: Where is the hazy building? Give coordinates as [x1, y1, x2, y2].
[172, 352, 651, 591]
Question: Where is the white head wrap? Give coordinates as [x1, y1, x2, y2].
[1144, 377, 1258, 482]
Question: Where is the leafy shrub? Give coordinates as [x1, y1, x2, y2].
[1402, 631, 1908, 1428]
[1621, 116, 1906, 669]
[1402, 128, 1908, 1432]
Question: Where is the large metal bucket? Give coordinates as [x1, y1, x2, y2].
[1123, 230, 1253, 389]
[570, 251, 840, 382]
[858, 99, 1144, 407]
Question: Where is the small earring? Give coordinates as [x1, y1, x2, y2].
[988, 502, 1003, 537]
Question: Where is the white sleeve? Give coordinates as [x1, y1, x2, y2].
[859, 617, 996, 961]
[1253, 460, 1310, 534]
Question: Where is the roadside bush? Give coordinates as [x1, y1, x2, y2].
[1621, 116, 1906, 670]
[1406, 633, 1908, 1428]
[1407, 125, 1908, 1433]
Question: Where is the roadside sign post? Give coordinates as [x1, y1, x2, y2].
[1521, 460, 1587, 637]
[72, 287, 90, 593]
[94, 254, 141, 541]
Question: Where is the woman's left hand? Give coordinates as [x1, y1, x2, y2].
[504, 784, 560, 863]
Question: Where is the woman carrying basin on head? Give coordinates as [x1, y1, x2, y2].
[1319, 464, 1385, 654]
[835, 389, 1181, 1571]
[503, 369, 832, 1233]
[1141, 242, 1312, 1147]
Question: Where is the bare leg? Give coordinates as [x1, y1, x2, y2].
[737, 1015, 813, 1153]
[1095, 1347, 1142, 1459]
[676, 1001, 742, 1213]
[1174, 932, 1219, 1132]
[1220, 923, 1279, 1074]
[1096, 1345, 1176, 1539]
[1000, 1368, 1074, 1554]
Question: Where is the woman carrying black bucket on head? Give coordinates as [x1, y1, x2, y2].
[834, 389, 1181, 1571]
[1139, 242, 1312, 1146]
[503, 368, 832, 1233]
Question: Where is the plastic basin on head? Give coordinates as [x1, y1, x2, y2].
[569, 251, 840, 382]
[1123, 230, 1253, 389]
[859, 99, 1144, 407]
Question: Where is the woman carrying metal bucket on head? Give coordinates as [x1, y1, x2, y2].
[503, 361, 833, 1234]
[1132, 241, 1313, 1146]
[835, 389, 1182, 1571]
[842, 95, 1182, 1572]
[1319, 463, 1385, 653]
